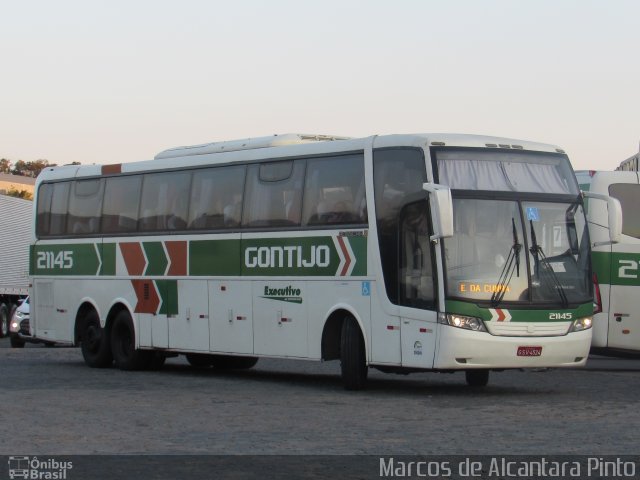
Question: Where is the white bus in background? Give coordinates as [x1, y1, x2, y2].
[30, 133, 618, 389]
[577, 170, 640, 355]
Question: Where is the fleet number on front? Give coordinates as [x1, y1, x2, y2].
[37, 251, 73, 269]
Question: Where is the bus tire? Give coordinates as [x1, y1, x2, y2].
[465, 369, 489, 387]
[186, 353, 213, 368]
[110, 310, 150, 371]
[80, 310, 113, 368]
[340, 316, 368, 390]
[0, 304, 9, 338]
[212, 355, 258, 370]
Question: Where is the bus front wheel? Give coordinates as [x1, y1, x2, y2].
[340, 316, 368, 390]
[465, 369, 489, 387]
[111, 310, 150, 370]
[80, 310, 113, 368]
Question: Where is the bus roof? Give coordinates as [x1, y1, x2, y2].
[36, 133, 567, 183]
[154, 133, 352, 159]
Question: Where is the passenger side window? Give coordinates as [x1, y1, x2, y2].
[36, 183, 54, 237]
[188, 165, 246, 229]
[242, 160, 305, 227]
[139, 171, 192, 232]
[302, 154, 366, 226]
[67, 179, 104, 235]
[102, 176, 142, 234]
[48, 182, 71, 236]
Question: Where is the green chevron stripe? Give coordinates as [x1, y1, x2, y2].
[100, 243, 116, 276]
[143, 242, 168, 276]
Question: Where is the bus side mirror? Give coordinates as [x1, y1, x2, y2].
[582, 191, 622, 244]
[422, 183, 454, 240]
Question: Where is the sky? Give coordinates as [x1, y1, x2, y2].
[1, 0, 639, 170]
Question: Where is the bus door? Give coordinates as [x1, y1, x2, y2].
[398, 201, 438, 368]
[373, 148, 437, 367]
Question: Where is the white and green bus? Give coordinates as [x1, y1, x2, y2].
[30, 133, 614, 389]
[577, 170, 638, 355]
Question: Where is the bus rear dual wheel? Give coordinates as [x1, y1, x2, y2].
[110, 310, 157, 371]
[80, 310, 113, 368]
[81, 310, 165, 370]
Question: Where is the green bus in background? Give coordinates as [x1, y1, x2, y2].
[577, 170, 640, 355]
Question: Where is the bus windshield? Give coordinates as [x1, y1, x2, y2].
[444, 199, 591, 305]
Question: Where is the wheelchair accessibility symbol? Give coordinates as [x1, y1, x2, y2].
[361, 281, 371, 296]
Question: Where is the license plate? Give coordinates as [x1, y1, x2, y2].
[517, 346, 542, 357]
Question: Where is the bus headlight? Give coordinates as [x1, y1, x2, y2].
[439, 313, 487, 332]
[570, 316, 593, 332]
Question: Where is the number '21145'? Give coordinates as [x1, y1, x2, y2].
[36, 251, 73, 269]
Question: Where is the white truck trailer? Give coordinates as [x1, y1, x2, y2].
[0, 194, 32, 338]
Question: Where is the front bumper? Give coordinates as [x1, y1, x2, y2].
[434, 323, 592, 369]
[10, 317, 53, 345]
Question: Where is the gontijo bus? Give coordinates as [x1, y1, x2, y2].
[30, 133, 621, 389]
[576, 170, 636, 355]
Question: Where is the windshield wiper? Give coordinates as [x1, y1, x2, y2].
[491, 218, 521, 306]
[529, 220, 569, 307]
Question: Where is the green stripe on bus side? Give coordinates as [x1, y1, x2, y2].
[591, 251, 612, 284]
[348, 236, 367, 277]
[241, 236, 340, 276]
[32, 244, 101, 276]
[143, 242, 168, 276]
[29, 245, 34, 276]
[32, 234, 369, 277]
[592, 251, 640, 286]
[100, 243, 116, 276]
[444, 300, 594, 322]
[189, 239, 242, 276]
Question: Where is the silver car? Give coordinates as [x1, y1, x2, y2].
[9, 297, 54, 348]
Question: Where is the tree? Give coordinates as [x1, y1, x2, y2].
[12, 159, 56, 178]
[0, 158, 11, 174]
